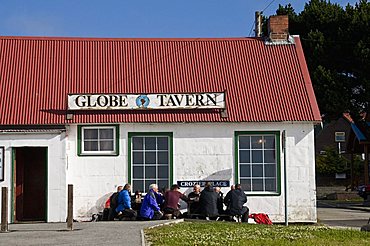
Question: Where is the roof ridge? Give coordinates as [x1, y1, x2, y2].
[0, 36, 261, 42]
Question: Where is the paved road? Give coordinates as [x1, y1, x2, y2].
[1, 206, 369, 245]
[0, 221, 164, 246]
[317, 202, 370, 229]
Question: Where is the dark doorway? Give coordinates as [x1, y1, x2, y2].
[14, 147, 47, 222]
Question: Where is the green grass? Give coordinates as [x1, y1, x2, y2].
[145, 221, 370, 246]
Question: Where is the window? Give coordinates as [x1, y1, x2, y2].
[78, 125, 119, 155]
[129, 133, 172, 193]
[235, 131, 280, 194]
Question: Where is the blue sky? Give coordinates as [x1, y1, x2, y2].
[0, 0, 359, 38]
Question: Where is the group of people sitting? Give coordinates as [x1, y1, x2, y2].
[104, 182, 249, 222]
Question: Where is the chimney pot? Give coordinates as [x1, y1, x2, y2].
[255, 11, 262, 37]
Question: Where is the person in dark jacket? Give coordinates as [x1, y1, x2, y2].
[199, 182, 219, 219]
[188, 184, 201, 215]
[140, 184, 163, 220]
[108, 185, 123, 220]
[214, 187, 224, 215]
[116, 183, 137, 220]
[224, 184, 249, 222]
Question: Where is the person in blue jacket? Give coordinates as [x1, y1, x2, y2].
[116, 183, 137, 219]
[140, 184, 163, 220]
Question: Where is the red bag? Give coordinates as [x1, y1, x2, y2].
[249, 213, 273, 225]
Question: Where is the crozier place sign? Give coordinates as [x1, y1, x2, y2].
[67, 93, 225, 110]
[177, 180, 230, 188]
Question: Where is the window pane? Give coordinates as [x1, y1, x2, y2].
[264, 136, 275, 149]
[100, 129, 113, 139]
[133, 151, 144, 165]
[264, 150, 276, 163]
[145, 137, 156, 150]
[158, 152, 168, 164]
[239, 136, 250, 149]
[157, 137, 168, 150]
[252, 179, 263, 191]
[145, 166, 156, 179]
[240, 164, 251, 177]
[240, 178, 251, 191]
[265, 179, 276, 192]
[252, 165, 263, 177]
[133, 166, 144, 179]
[133, 137, 143, 150]
[251, 136, 263, 149]
[158, 179, 169, 191]
[239, 150, 250, 163]
[145, 180, 157, 193]
[100, 141, 114, 151]
[158, 166, 168, 178]
[264, 164, 276, 177]
[252, 150, 263, 163]
[84, 141, 98, 151]
[84, 129, 98, 140]
[133, 180, 144, 193]
[145, 152, 156, 164]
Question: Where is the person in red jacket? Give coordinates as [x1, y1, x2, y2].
[163, 184, 188, 218]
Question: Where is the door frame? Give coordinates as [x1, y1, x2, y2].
[11, 147, 48, 223]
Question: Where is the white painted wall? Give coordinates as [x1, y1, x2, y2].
[0, 123, 316, 223]
[67, 122, 317, 223]
[0, 132, 67, 223]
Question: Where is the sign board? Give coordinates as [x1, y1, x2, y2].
[177, 180, 230, 188]
[335, 132, 346, 142]
[0, 147, 4, 181]
[68, 93, 225, 110]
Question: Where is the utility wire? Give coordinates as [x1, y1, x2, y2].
[248, 0, 277, 37]
[262, 0, 277, 13]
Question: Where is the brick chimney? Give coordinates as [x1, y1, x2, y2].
[268, 15, 289, 41]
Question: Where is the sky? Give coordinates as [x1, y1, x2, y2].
[0, 0, 359, 38]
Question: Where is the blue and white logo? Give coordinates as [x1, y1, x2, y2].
[136, 95, 150, 108]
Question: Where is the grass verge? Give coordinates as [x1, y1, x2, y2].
[145, 221, 370, 246]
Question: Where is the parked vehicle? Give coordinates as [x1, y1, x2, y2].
[358, 184, 370, 200]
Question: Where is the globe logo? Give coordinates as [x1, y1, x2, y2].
[136, 95, 150, 108]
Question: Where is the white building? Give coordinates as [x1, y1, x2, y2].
[0, 16, 321, 223]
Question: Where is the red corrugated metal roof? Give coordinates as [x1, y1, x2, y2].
[0, 36, 321, 125]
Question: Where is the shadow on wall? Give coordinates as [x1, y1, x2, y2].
[84, 192, 113, 220]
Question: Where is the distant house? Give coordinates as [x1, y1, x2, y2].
[315, 112, 370, 186]
[0, 16, 321, 223]
[315, 116, 352, 156]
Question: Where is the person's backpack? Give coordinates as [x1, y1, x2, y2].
[249, 213, 273, 225]
[110, 192, 120, 210]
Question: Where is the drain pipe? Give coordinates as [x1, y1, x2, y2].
[283, 130, 288, 226]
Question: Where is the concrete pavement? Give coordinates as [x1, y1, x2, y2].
[317, 200, 370, 229]
[0, 221, 165, 246]
[1, 203, 369, 246]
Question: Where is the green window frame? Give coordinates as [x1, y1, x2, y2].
[235, 131, 281, 196]
[77, 125, 120, 156]
[128, 132, 173, 193]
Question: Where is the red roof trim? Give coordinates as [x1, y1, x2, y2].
[294, 36, 321, 122]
